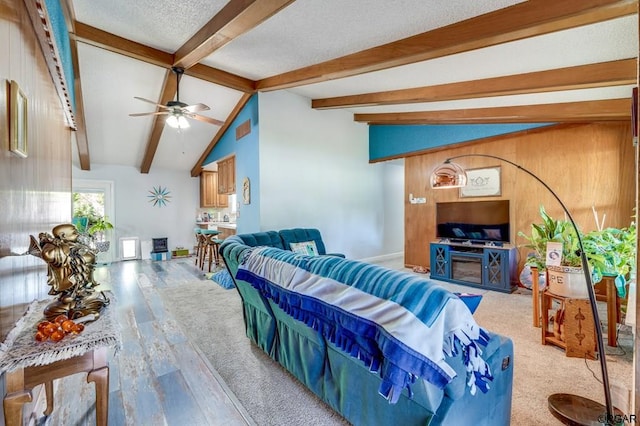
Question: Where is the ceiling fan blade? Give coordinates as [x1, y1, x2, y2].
[182, 103, 210, 113]
[134, 97, 170, 109]
[129, 111, 170, 117]
[188, 113, 225, 126]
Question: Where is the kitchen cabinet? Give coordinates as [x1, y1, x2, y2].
[216, 226, 236, 239]
[217, 156, 236, 195]
[200, 171, 228, 208]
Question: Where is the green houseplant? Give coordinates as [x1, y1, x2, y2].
[519, 206, 636, 297]
[88, 216, 114, 252]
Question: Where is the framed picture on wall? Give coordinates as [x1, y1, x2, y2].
[9, 80, 28, 158]
[459, 166, 501, 198]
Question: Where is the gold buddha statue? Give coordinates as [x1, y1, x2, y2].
[30, 223, 109, 321]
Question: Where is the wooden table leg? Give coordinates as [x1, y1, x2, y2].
[87, 347, 109, 426]
[44, 380, 54, 416]
[3, 348, 110, 426]
[3, 389, 33, 426]
[532, 267, 540, 327]
[3, 367, 30, 426]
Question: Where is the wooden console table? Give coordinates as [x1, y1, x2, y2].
[1, 297, 120, 425]
[532, 267, 625, 347]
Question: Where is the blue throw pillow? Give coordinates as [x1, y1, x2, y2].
[211, 269, 235, 289]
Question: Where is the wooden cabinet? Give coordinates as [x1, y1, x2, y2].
[200, 171, 228, 208]
[217, 156, 236, 195]
[216, 226, 236, 240]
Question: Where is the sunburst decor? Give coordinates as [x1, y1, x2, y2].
[148, 186, 171, 207]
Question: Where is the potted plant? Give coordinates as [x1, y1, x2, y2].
[88, 216, 114, 252]
[582, 219, 636, 297]
[519, 206, 636, 298]
[519, 206, 587, 297]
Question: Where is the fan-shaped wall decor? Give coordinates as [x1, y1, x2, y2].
[148, 186, 171, 207]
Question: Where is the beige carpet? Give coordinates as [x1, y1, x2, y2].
[162, 274, 633, 425]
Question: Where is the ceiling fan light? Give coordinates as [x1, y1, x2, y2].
[166, 114, 190, 129]
[177, 115, 190, 128]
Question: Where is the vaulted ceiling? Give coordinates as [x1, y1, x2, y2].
[50, 0, 638, 175]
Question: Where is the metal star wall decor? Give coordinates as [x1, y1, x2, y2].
[148, 186, 171, 207]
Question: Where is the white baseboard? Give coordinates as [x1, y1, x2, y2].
[356, 252, 403, 264]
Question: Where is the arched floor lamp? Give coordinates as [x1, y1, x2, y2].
[430, 154, 618, 425]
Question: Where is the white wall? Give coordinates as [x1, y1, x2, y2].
[258, 91, 403, 259]
[381, 161, 405, 259]
[72, 164, 199, 259]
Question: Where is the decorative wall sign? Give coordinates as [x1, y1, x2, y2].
[459, 166, 501, 198]
[242, 177, 251, 204]
[9, 80, 28, 158]
[148, 186, 171, 207]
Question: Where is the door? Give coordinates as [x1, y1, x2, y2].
[72, 179, 115, 264]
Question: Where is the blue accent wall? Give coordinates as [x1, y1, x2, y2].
[369, 123, 553, 161]
[45, 0, 75, 111]
[204, 94, 260, 233]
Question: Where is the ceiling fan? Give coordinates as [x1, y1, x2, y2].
[129, 66, 224, 128]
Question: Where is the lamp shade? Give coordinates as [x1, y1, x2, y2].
[430, 161, 467, 189]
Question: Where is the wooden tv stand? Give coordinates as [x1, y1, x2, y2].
[429, 241, 517, 293]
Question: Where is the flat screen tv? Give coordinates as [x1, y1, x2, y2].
[436, 200, 510, 244]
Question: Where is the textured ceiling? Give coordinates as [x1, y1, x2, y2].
[73, 0, 229, 53]
[68, 0, 638, 173]
[200, 0, 527, 79]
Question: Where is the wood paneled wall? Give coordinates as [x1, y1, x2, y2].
[405, 122, 636, 270]
[0, 0, 73, 341]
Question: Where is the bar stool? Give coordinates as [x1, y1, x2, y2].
[194, 228, 203, 266]
[199, 229, 221, 272]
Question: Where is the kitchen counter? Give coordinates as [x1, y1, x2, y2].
[196, 222, 236, 230]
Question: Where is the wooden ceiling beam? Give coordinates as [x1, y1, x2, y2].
[354, 99, 631, 124]
[174, 0, 296, 70]
[184, 64, 255, 93]
[72, 22, 257, 93]
[313, 59, 638, 109]
[258, 0, 637, 91]
[191, 93, 253, 177]
[73, 22, 174, 68]
[140, 70, 178, 174]
[68, 28, 91, 170]
[63, 0, 90, 170]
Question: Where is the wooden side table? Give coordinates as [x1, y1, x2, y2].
[0, 296, 119, 425]
[540, 290, 596, 360]
[3, 347, 109, 426]
[532, 268, 624, 347]
[594, 275, 626, 347]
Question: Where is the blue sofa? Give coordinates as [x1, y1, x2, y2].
[220, 229, 514, 426]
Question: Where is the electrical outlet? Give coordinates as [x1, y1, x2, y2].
[409, 195, 427, 204]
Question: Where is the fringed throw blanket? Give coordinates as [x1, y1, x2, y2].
[236, 247, 492, 403]
[0, 293, 121, 373]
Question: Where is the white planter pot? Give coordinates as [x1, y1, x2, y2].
[547, 266, 589, 298]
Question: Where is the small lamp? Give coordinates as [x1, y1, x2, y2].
[430, 154, 618, 425]
[166, 113, 190, 129]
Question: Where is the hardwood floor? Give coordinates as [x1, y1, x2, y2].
[41, 258, 253, 426]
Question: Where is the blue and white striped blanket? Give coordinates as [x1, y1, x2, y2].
[236, 247, 492, 403]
